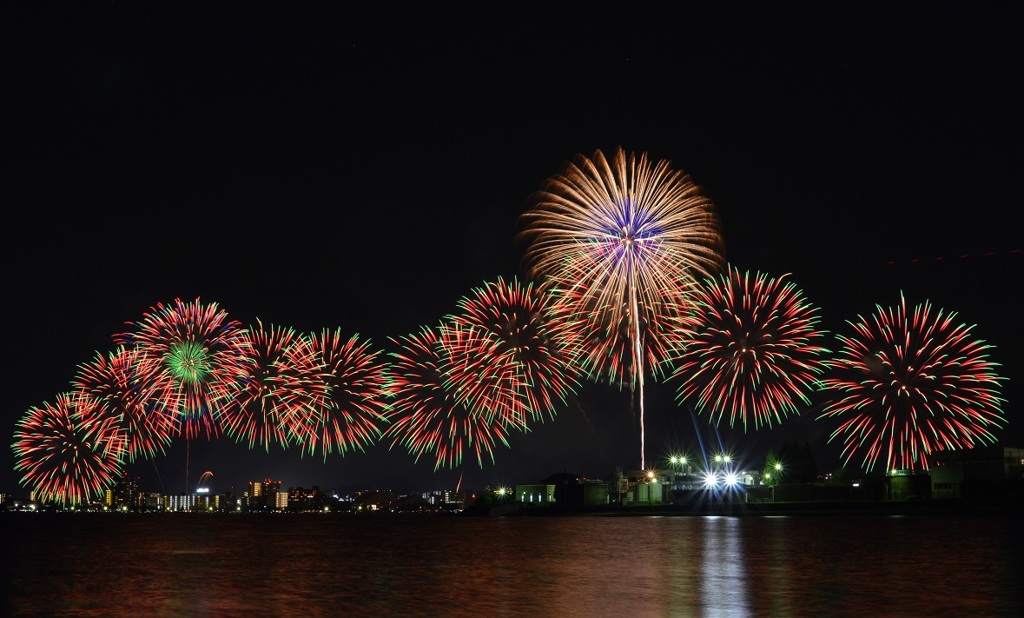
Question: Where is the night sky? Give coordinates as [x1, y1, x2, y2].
[3, 4, 1022, 497]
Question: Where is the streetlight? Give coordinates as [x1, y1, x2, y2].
[670, 454, 689, 467]
[768, 463, 783, 502]
[669, 455, 690, 489]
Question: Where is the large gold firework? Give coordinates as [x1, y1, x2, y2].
[519, 147, 724, 468]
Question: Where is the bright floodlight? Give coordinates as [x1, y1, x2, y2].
[725, 472, 738, 486]
[703, 472, 718, 488]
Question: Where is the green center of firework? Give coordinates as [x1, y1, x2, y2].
[167, 341, 212, 385]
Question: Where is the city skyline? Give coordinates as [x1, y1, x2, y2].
[3, 4, 1022, 498]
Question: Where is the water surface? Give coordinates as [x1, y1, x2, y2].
[3, 513, 1020, 616]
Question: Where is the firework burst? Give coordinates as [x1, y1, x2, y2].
[519, 147, 723, 468]
[220, 321, 326, 451]
[441, 276, 583, 430]
[383, 326, 511, 470]
[12, 393, 125, 505]
[71, 346, 175, 461]
[817, 292, 1007, 473]
[114, 298, 253, 440]
[291, 329, 389, 459]
[670, 266, 831, 431]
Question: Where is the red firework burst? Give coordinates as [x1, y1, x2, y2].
[670, 266, 831, 431]
[71, 346, 175, 461]
[441, 276, 583, 430]
[383, 326, 510, 470]
[113, 298, 253, 440]
[817, 292, 1007, 473]
[12, 393, 125, 505]
[289, 329, 389, 459]
[219, 321, 327, 451]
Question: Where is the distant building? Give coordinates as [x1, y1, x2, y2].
[517, 473, 610, 507]
[515, 483, 555, 505]
[165, 494, 198, 512]
[930, 445, 1024, 499]
[288, 486, 324, 511]
[144, 492, 162, 511]
[248, 479, 282, 510]
[420, 489, 466, 511]
[110, 474, 141, 510]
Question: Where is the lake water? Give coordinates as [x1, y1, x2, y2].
[2, 512, 1021, 617]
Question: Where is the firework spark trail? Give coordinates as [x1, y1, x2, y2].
[817, 292, 1006, 472]
[670, 266, 831, 431]
[520, 147, 723, 469]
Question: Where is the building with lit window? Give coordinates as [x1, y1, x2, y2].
[144, 493, 162, 511]
[288, 486, 324, 511]
[165, 494, 198, 512]
[516, 483, 556, 505]
[247, 479, 282, 510]
[111, 475, 141, 510]
[931, 445, 1024, 499]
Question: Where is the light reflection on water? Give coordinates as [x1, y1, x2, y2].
[3, 513, 1021, 616]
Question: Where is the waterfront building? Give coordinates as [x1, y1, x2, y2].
[515, 483, 555, 505]
[247, 479, 283, 510]
[287, 486, 324, 511]
[165, 494, 198, 512]
[930, 444, 1024, 499]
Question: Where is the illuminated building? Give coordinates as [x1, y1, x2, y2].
[164, 494, 198, 512]
[247, 479, 283, 510]
[112, 474, 141, 510]
[143, 493, 162, 511]
[287, 486, 323, 511]
[515, 483, 555, 505]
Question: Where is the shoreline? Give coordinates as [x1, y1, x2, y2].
[470, 498, 1024, 518]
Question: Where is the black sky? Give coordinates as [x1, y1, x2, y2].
[3, 4, 1022, 496]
